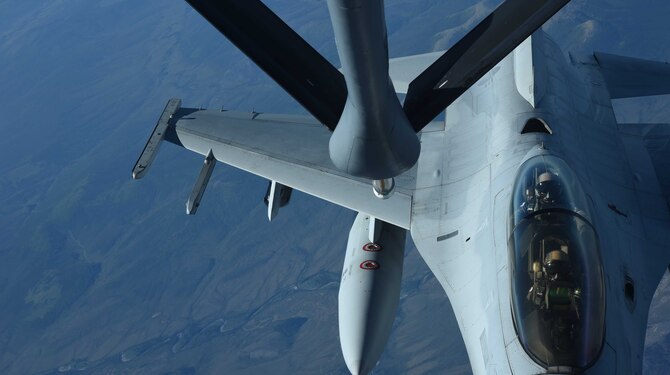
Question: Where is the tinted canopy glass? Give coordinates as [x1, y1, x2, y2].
[509, 155, 605, 368]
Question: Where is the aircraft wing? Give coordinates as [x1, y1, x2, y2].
[594, 52, 670, 98]
[619, 123, 670, 206]
[139, 100, 418, 229]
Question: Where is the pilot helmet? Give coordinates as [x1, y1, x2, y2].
[544, 249, 570, 276]
[536, 172, 562, 202]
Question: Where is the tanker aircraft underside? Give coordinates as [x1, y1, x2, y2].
[132, 0, 670, 374]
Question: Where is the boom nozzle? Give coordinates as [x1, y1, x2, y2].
[372, 178, 394, 199]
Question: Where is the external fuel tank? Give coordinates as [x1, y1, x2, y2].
[338, 212, 406, 375]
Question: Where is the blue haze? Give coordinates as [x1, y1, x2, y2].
[0, 0, 668, 374]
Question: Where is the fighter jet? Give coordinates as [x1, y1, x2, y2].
[132, 0, 670, 374]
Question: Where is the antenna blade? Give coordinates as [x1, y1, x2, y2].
[404, 0, 570, 131]
[186, 0, 347, 130]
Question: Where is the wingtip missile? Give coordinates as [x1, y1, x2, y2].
[132, 98, 181, 180]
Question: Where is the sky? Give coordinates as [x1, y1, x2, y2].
[1, 0, 669, 374]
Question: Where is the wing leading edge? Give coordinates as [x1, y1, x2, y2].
[161, 104, 416, 229]
[595, 52, 670, 99]
[619, 123, 670, 206]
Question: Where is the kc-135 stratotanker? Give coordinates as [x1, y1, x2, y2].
[132, 0, 670, 373]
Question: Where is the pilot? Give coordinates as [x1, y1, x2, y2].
[535, 171, 563, 207]
[545, 249, 580, 312]
[527, 260, 546, 306]
[519, 171, 564, 215]
[544, 249, 569, 278]
[542, 248, 583, 351]
[528, 247, 580, 315]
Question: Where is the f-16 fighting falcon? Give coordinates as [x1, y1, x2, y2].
[132, 0, 670, 373]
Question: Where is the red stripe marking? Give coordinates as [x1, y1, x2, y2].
[360, 260, 380, 270]
[362, 243, 382, 252]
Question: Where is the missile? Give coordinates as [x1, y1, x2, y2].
[339, 212, 406, 375]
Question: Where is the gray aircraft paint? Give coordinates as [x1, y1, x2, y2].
[327, 0, 420, 179]
[133, 5, 670, 375]
[339, 213, 405, 375]
[411, 31, 670, 374]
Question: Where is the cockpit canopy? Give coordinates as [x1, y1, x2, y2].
[509, 155, 605, 369]
[511, 155, 593, 226]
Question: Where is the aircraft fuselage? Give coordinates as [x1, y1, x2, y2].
[410, 31, 669, 374]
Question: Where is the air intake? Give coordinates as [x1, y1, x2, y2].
[521, 117, 552, 134]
